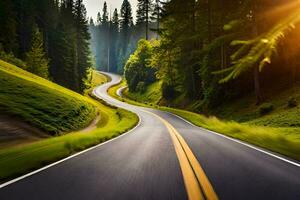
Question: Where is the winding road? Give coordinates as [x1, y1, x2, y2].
[0, 72, 300, 200]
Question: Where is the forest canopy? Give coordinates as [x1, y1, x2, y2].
[123, 0, 300, 110]
[0, 0, 91, 93]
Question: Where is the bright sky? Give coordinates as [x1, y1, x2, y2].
[83, 0, 137, 21]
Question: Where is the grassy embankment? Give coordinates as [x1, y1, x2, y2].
[213, 83, 300, 128]
[108, 80, 300, 161]
[0, 60, 97, 134]
[0, 61, 138, 182]
[84, 70, 110, 95]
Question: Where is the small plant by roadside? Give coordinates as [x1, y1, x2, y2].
[288, 97, 297, 108]
[259, 103, 274, 116]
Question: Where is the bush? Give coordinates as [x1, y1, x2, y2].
[0, 51, 27, 70]
[288, 97, 297, 108]
[259, 103, 274, 115]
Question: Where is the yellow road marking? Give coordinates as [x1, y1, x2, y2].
[164, 120, 204, 200]
[144, 110, 219, 200]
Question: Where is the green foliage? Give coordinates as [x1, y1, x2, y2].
[119, 0, 134, 71]
[259, 103, 274, 116]
[136, 0, 153, 39]
[0, 51, 27, 70]
[163, 107, 300, 161]
[0, 0, 17, 53]
[124, 39, 156, 92]
[140, 0, 300, 112]
[123, 81, 163, 105]
[223, 20, 242, 31]
[25, 26, 49, 79]
[150, 39, 181, 92]
[0, 0, 92, 93]
[219, 7, 300, 83]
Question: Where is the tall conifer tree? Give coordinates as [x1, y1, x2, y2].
[136, 0, 153, 40]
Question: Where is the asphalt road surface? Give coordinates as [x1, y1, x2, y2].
[0, 72, 299, 200]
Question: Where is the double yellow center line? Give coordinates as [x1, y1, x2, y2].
[144, 110, 219, 200]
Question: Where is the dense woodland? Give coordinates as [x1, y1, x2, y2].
[124, 0, 300, 111]
[1, 0, 300, 110]
[0, 0, 91, 93]
[89, 0, 160, 73]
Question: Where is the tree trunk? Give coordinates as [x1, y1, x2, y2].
[252, 0, 263, 104]
[156, 0, 160, 39]
[207, 0, 212, 42]
[167, 51, 174, 86]
[146, 0, 149, 40]
[254, 66, 263, 105]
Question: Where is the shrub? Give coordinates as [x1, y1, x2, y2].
[288, 97, 297, 108]
[0, 51, 27, 70]
[259, 103, 274, 115]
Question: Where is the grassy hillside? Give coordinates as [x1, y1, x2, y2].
[84, 71, 110, 95]
[109, 81, 300, 161]
[123, 81, 162, 105]
[0, 66, 139, 182]
[0, 60, 97, 134]
[90, 71, 110, 87]
[213, 82, 300, 128]
[0, 107, 138, 182]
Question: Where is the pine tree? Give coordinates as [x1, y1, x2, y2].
[110, 8, 120, 72]
[94, 11, 102, 69]
[136, 0, 153, 40]
[0, 0, 18, 53]
[50, 22, 74, 89]
[102, 2, 109, 25]
[74, 0, 91, 92]
[25, 26, 49, 79]
[101, 1, 109, 71]
[119, 0, 133, 72]
[89, 18, 95, 26]
[97, 12, 101, 25]
[14, 0, 37, 56]
[120, 0, 133, 48]
[0, 0, 96, 93]
[49, 1, 75, 90]
[150, 0, 166, 39]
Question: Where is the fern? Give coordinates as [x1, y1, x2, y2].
[219, 7, 300, 83]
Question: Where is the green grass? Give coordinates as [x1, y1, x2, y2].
[91, 71, 110, 87]
[123, 81, 162, 105]
[108, 81, 300, 161]
[160, 108, 300, 160]
[0, 108, 138, 182]
[0, 60, 97, 134]
[84, 71, 110, 95]
[0, 62, 139, 182]
[213, 82, 300, 128]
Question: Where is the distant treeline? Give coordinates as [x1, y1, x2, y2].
[124, 0, 300, 110]
[89, 0, 162, 74]
[0, 0, 91, 93]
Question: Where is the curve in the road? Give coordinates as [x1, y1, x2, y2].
[0, 72, 299, 200]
